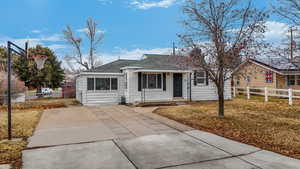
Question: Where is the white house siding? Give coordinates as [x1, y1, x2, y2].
[76, 76, 84, 103]
[76, 74, 125, 106]
[190, 73, 232, 101]
[76, 71, 232, 105]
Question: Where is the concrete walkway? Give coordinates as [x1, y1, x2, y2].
[23, 106, 300, 169]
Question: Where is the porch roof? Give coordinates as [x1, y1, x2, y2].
[133, 69, 192, 73]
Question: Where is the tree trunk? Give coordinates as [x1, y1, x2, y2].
[217, 71, 225, 117]
[217, 85, 225, 117]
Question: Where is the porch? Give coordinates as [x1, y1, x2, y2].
[125, 70, 192, 104]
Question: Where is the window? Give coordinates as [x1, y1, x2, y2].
[124, 73, 127, 89]
[96, 78, 110, 90]
[236, 77, 240, 86]
[196, 71, 206, 85]
[297, 75, 300, 85]
[288, 75, 295, 86]
[87, 78, 94, 91]
[111, 78, 118, 90]
[87, 77, 118, 91]
[141, 73, 162, 89]
[246, 76, 251, 83]
[265, 71, 273, 83]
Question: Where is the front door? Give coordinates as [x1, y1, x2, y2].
[173, 73, 183, 97]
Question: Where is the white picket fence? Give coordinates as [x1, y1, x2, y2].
[232, 86, 300, 105]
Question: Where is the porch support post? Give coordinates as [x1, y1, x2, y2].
[246, 86, 250, 100]
[288, 88, 293, 105]
[233, 86, 236, 97]
[264, 87, 268, 102]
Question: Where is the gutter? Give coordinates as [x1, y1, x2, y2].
[80, 72, 124, 76]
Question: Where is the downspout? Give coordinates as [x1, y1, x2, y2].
[141, 72, 143, 103]
[189, 72, 192, 101]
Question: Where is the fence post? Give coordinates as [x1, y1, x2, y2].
[288, 88, 293, 105]
[264, 87, 268, 102]
[247, 86, 250, 100]
[233, 86, 236, 97]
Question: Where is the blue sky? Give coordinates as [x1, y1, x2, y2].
[0, 0, 291, 66]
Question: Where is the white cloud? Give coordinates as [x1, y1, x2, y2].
[0, 34, 65, 50]
[77, 28, 105, 34]
[101, 47, 172, 63]
[130, 0, 176, 9]
[47, 44, 67, 51]
[264, 21, 290, 44]
[31, 30, 41, 33]
[62, 47, 172, 70]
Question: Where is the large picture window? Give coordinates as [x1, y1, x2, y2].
[87, 77, 118, 91]
[142, 73, 162, 89]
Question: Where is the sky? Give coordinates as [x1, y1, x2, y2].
[0, 0, 293, 67]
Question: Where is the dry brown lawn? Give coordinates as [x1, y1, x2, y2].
[0, 98, 79, 168]
[154, 95, 300, 159]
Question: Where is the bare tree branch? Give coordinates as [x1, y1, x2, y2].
[63, 18, 104, 70]
[177, 0, 268, 117]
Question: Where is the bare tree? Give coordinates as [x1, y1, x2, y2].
[178, 0, 268, 117]
[274, 0, 300, 25]
[63, 18, 104, 70]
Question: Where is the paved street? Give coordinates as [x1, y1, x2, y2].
[23, 105, 300, 169]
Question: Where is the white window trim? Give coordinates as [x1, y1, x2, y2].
[196, 71, 206, 86]
[141, 73, 163, 90]
[87, 77, 118, 92]
[287, 75, 300, 86]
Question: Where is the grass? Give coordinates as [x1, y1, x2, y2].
[0, 98, 79, 168]
[154, 95, 300, 159]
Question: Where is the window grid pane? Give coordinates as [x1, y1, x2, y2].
[148, 74, 157, 89]
[288, 75, 295, 86]
[157, 74, 162, 88]
[196, 71, 206, 84]
[87, 78, 95, 90]
[111, 78, 118, 90]
[96, 78, 110, 90]
[142, 74, 147, 89]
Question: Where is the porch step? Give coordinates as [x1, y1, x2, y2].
[134, 101, 186, 107]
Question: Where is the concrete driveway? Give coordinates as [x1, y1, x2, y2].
[23, 105, 300, 169]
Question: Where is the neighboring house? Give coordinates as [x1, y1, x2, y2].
[233, 58, 300, 89]
[76, 54, 231, 105]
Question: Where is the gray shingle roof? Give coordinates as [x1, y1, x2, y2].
[86, 59, 139, 73]
[252, 57, 300, 70]
[87, 54, 183, 73]
[129, 54, 181, 70]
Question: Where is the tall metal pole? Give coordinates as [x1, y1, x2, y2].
[291, 27, 294, 60]
[7, 42, 12, 140]
[173, 42, 176, 56]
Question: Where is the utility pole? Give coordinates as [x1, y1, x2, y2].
[172, 42, 176, 56]
[289, 27, 297, 60]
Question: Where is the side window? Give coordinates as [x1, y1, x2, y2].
[196, 71, 206, 85]
[297, 75, 300, 85]
[111, 78, 118, 90]
[265, 71, 273, 83]
[124, 74, 127, 89]
[246, 76, 251, 83]
[87, 78, 94, 90]
[236, 77, 240, 86]
[157, 74, 162, 88]
[288, 75, 295, 86]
